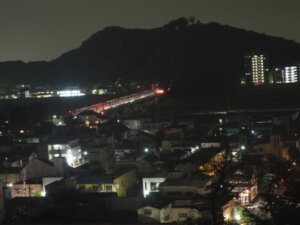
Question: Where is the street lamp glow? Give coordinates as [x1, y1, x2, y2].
[144, 148, 149, 153]
[241, 145, 246, 150]
[235, 213, 241, 221]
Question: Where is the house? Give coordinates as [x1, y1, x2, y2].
[115, 142, 136, 163]
[10, 179, 43, 198]
[175, 148, 223, 174]
[138, 202, 172, 223]
[47, 137, 82, 167]
[159, 173, 212, 198]
[21, 158, 62, 180]
[137, 154, 170, 177]
[138, 200, 202, 223]
[143, 170, 168, 198]
[75, 168, 136, 197]
[123, 118, 150, 130]
[250, 134, 284, 158]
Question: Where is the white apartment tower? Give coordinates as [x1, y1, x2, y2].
[282, 66, 298, 83]
[245, 54, 267, 85]
[251, 55, 266, 85]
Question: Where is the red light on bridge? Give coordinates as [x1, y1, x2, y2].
[67, 110, 73, 115]
[155, 89, 164, 95]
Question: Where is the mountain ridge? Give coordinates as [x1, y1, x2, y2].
[1, 18, 300, 94]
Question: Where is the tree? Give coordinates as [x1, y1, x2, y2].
[201, 140, 253, 225]
[250, 159, 300, 225]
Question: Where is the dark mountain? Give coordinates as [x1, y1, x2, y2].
[1, 17, 300, 95]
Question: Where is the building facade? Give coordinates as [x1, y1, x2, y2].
[245, 54, 267, 85]
[282, 66, 298, 83]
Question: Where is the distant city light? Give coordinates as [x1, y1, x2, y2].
[52, 115, 57, 119]
[154, 89, 164, 95]
[117, 119, 120, 123]
[83, 151, 88, 156]
[20, 130, 24, 134]
[57, 90, 85, 97]
[219, 118, 223, 124]
[7, 183, 13, 187]
[144, 148, 149, 153]
[251, 130, 255, 134]
[41, 191, 46, 197]
[241, 145, 246, 150]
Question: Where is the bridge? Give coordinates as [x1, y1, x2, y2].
[69, 88, 164, 115]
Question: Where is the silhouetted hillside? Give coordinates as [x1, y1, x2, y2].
[1, 17, 300, 95]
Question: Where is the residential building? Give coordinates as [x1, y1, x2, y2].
[138, 200, 202, 223]
[10, 179, 43, 198]
[21, 158, 62, 180]
[143, 171, 167, 197]
[159, 173, 212, 198]
[75, 168, 136, 197]
[245, 54, 267, 85]
[282, 66, 298, 83]
[47, 137, 82, 167]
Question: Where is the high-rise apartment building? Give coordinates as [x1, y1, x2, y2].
[245, 54, 267, 85]
[282, 66, 298, 83]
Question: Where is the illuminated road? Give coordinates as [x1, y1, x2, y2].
[70, 88, 164, 115]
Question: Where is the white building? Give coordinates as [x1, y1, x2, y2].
[56, 89, 85, 97]
[282, 66, 298, 83]
[245, 54, 266, 85]
[138, 201, 202, 223]
[251, 55, 266, 85]
[47, 138, 82, 167]
[143, 172, 167, 197]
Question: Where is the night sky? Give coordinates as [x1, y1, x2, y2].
[1, 0, 299, 62]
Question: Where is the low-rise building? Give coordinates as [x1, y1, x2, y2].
[10, 179, 43, 198]
[143, 170, 168, 198]
[138, 200, 202, 223]
[47, 137, 82, 167]
[75, 168, 136, 197]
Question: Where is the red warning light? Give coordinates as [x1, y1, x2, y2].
[67, 110, 73, 115]
[155, 89, 164, 95]
[279, 178, 285, 184]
